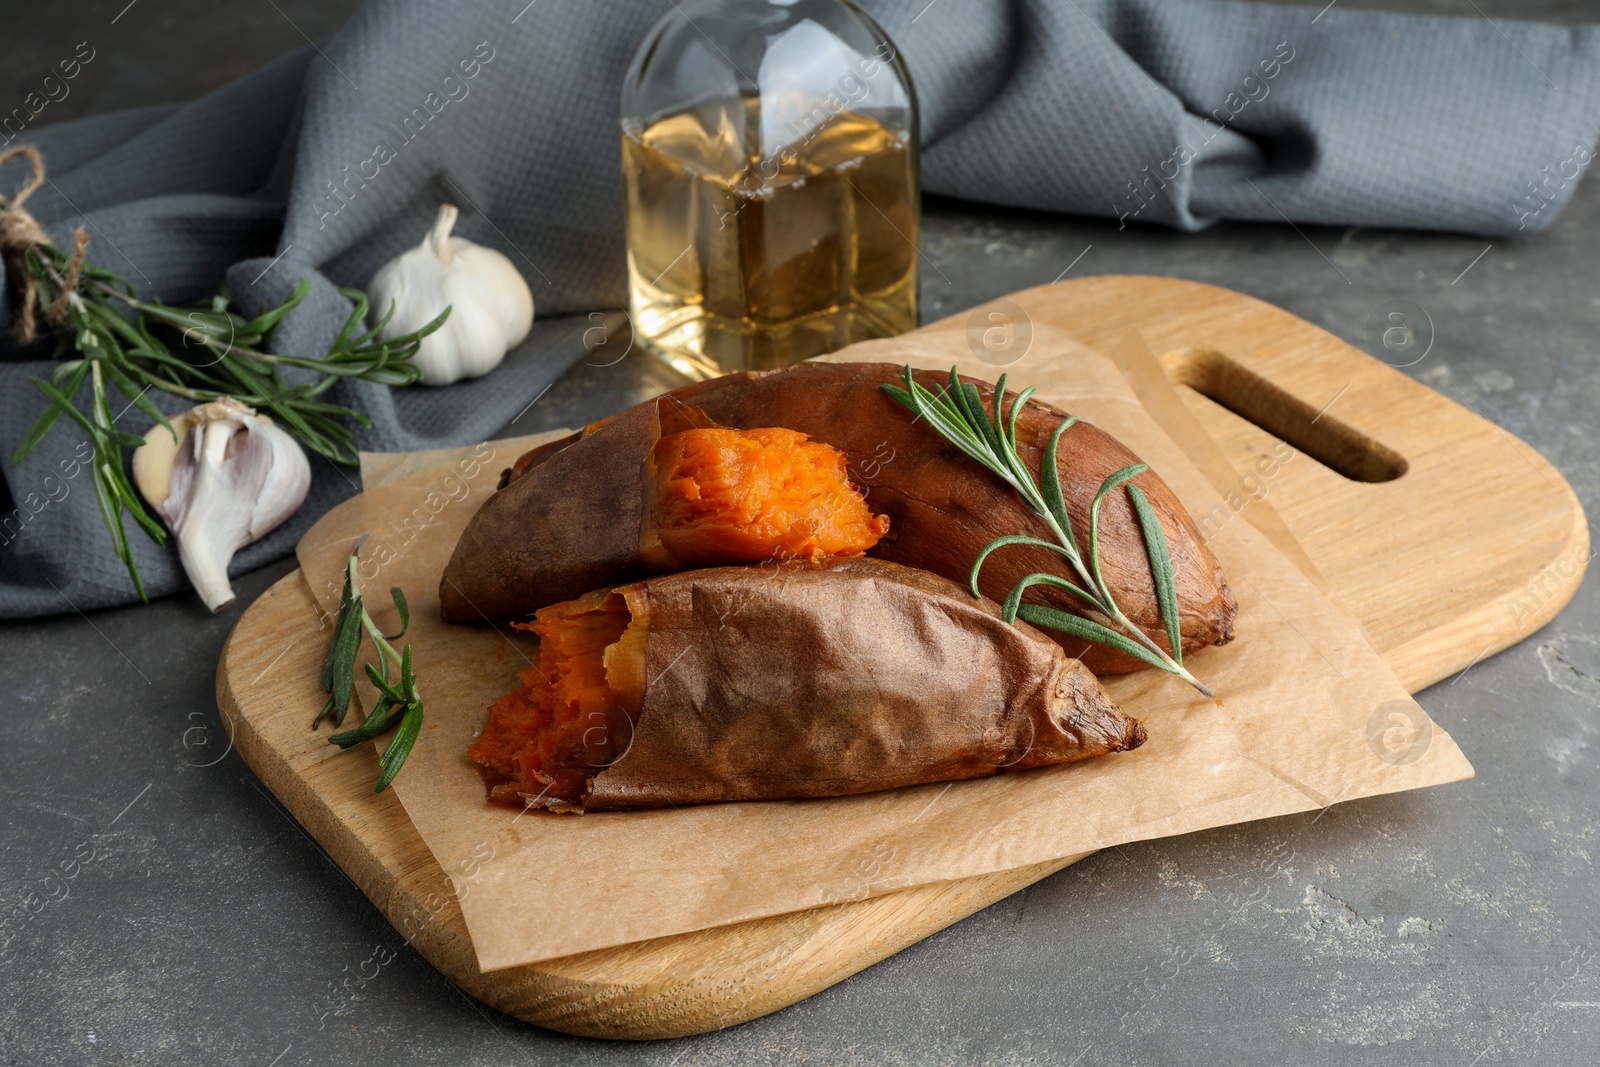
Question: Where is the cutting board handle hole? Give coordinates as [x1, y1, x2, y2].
[1162, 348, 1408, 483]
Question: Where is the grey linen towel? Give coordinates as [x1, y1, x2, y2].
[2, 0, 1598, 617]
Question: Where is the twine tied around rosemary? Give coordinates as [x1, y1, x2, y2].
[0, 144, 89, 343]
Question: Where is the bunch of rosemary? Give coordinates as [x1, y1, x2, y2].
[2, 147, 446, 598]
[315, 547, 425, 792]
[884, 366, 1215, 699]
[8, 246, 447, 598]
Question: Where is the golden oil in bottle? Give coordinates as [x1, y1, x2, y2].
[623, 97, 918, 379]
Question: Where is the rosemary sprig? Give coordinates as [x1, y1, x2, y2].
[883, 366, 1214, 699]
[9, 238, 449, 598]
[313, 547, 425, 792]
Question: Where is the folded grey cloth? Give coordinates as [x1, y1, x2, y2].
[3, 0, 1597, 617]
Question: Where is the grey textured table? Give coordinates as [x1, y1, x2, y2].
[4, 2, 1599, 1064]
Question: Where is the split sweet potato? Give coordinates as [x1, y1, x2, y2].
[454, 362, 1235, 674]
[468, 557, 1146, 812]
[440, 397, 888, 622]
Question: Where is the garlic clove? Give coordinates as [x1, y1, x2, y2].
[367, 203, 535, 387]
[132, 398, 311, 613]
[131, 410, 196, 509]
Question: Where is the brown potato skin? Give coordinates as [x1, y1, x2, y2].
[441, 397, 723, 623]
[548, 558, 1145, 812]
[440, 399, 660, 623]
[494, 363, 1236, 674]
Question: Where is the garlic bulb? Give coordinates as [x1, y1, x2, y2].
[367, 203, 534, 386]
[131, 399, 311, 613]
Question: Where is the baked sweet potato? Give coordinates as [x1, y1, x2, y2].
[440, 397, 888, 622]
[465, 362, 1236, 674]
[468, 558, 1145, 812]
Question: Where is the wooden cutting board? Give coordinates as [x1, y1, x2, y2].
[215, 277, 1586, 1039]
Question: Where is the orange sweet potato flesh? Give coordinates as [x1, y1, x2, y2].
[471, 558, 1146, 813]
[480, 362, 1236, 675]
[650, 426, 890, 568]
[467, 591, 635, 804]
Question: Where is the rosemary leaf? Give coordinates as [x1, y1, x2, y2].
[327, 695, 403, 748]
[1128, 484, 1183, 668]
[384, 587, 410, 641]
[311, 694, 336, 730]
[1001, 384, 1036, 454]
[88, 464, 128, 557]
[1014, 604, 1179, 673]
[101, 359, 171, 437]
[23, 375, 98, 442]
[999, 572, 1100, 624]
[364, 661, 408, 705]
[990, 376, 1038, 492]
[106, 461, 167, 542]
[329, 587, 365, 726]
[358, 366, 421, 388]
[968, 533, 1082, 598]
[378, 702, 421, 770]
[242, 278, 308, 335]
[49, 359, 85, 386]
[374, 702, 423, 793]
[886, 368, 1004, 479]
[1038, 415, 1081, 545]
[329, 290, 371, 352]
[1086, 463, 1148, 603]
[12, 364, 87, 464]
[340, 290, 401, 351]
[319, 562, 357, 693]
[958, 377, 1001, 454]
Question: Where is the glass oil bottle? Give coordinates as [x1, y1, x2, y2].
[620, 0, 918, 379]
